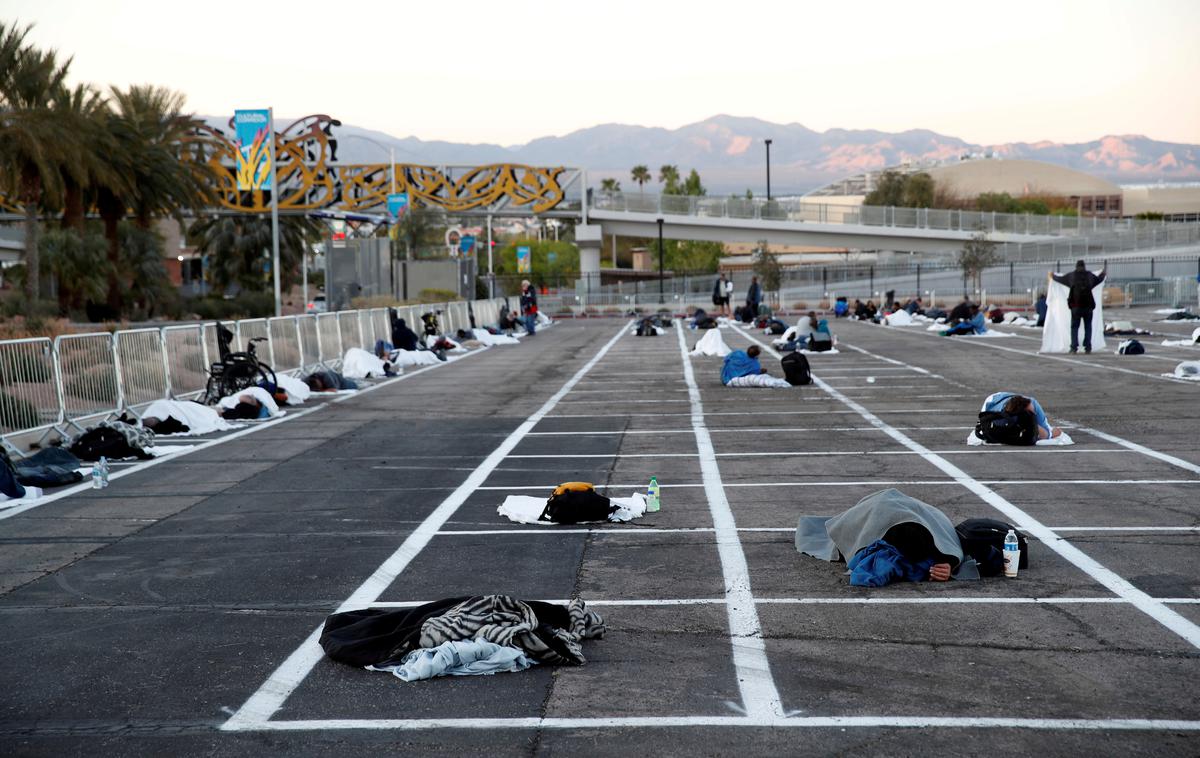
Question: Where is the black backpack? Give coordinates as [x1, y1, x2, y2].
[781, 352, 812, 386]
[1118, 339, 1145, 355]
[808, 330, 833, 352]
[539, 483, 616, 524]
[955, 518, 1028, 576]
[975, 410, 1037, 446]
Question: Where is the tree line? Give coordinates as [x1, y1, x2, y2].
[0, 22, 322, 321]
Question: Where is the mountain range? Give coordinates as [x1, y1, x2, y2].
[205, 114, 1200, 195]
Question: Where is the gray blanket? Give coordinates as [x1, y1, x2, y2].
[796, 488, 979, 580]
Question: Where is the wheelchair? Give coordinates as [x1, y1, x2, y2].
[203, 323, 278, 405]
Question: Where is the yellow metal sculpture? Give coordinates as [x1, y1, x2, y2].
[198, 114, 567, 215]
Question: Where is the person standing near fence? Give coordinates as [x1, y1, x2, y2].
[520, 280, 538, 336]
[1050, 261, 1106, 353]
[747, 276, 763, 316]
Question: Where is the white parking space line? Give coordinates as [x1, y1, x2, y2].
[220, 322, 631, 732]
[673, 321, 784, 720]
[475, 479, 1200, 492]
[1052, 526, 1200, 532]
[1072, 426, 1200, 476]
[505, 448, 1130, 460]
[545, 409, 961, 418]
[729, 322, 1200, 650]
[354, 596, 1198, 609]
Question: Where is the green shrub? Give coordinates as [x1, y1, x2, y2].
[418, 288, 458, 303]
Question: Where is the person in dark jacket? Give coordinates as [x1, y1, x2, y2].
[1051, 261, 1107, 353]
[1035, 294, 1048, 327]
[746, 276, 762, 315]
[390, 316, 420, 352]
[519, 280, 538, 336]
[947, 296, 973, 324]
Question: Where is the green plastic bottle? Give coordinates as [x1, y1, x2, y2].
[647, 476, 660, 513]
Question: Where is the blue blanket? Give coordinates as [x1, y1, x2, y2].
[848, 539, 936, 587]
[721, 350, 762, 385]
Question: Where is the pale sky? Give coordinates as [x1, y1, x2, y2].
[7, 0, 1200, 146]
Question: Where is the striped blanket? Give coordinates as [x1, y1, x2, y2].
[419, 595, 605, 666]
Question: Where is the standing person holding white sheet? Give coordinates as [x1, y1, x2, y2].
[1042, 261, 1106, 354]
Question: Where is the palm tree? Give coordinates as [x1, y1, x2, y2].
[94, 84, 218, 308]
[600, 177, 620, 192]
[630, 165, 651, 194]
[658, 165, 679, 193]
[0, 23, 74, 306]
[52, 82, 118, 233]
[190, 214, 323, 294]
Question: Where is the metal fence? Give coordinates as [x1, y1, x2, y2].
[0, 299, 507, 455]
[1123, 277, 1200, 308]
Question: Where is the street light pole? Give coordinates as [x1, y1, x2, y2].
[764, 138, 773, 202]
[657, 217, 664, 304]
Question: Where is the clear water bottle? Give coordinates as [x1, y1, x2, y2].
[646, 476, 660, 513]
[91, 461, 103, 489]
[1003, 529, 1020, 578]
[98, 456, 110, 489]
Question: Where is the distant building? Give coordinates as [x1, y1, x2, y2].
[805, 157, 1200, 220]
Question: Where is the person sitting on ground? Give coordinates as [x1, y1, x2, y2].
[941, 304, 987, 336]
[988, 305, 1006, 324]
[947, 296, 973, 324]
[864, 300, 879, 321]
[980, 391, 1062, 441]
[808, 317, 834, 350]
[834, 297, 849, 318]
[720, 345, 792, 388]
[904, 296, 923, 315]
[852, 299, 868, 320]
[391, 318, 420, 352]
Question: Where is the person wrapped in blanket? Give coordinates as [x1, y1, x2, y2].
[303, 369, 358, 393]
[721, 345, 791, 388]
[797, 489, 985, 586]
[217, 387, 281, 420]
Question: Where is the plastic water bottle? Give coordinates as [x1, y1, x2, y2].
[1003, 529, 1020, 578]
[98, 456, 110, 489]
[91, 461, 103, 489]
[646, 476, 660, 513]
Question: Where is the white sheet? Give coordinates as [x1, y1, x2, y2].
[273, 373, 312, 405]
[884, 310, 913, 326]
[966, 429, 1075, 447]
[0, 486, 43, 506]
[690, 329, 732, 357]
[141, 399, 238, 436]
[147, 444, 197, 457]
[391, 349, 442, 366]
[472, 328, 520, 346]
[1160, 327, 1200, 347]
[1041, 272, 1106, 353]
[727, 374, 793, 388]
[216, 386, 282, 417]
[1167, 360, 1200, 380]
[498, 492, 648, 524]
[342, 347, 391, 379]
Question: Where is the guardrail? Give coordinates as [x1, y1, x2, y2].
[0, 299, 505, 456]
[1124, 277, 1200, 308]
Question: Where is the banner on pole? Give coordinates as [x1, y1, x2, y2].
[387, 192, 409, 221]
[459, 234, 476, 255]
[234, 109, 273, 190]
[516, 245, 531, 274]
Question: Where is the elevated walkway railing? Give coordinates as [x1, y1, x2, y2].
[0, 298, 507, 456]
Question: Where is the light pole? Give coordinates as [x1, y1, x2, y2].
[764, 138, 773, 202]
[657, 217, 665, 304]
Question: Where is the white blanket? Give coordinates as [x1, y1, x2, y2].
[147, 444, 197, 457]
[342, 347, 391, 379]
[536, 311, 553, 326]
[690, 329, 732, 357]
[472, 328, 520, 346]
[1166, 360, 1200, 380]
[498, 492, 648, 524]
[1041, 272, 1106, 353]
[727, 374, 792, 388]
[884, 310, 913, 326]
[273, 373, 312, 405]
[216, 386, 282, 417]
[391, 349, 442, 366]
[966, 429, 1075, 447]
[0, 486, 43, 505]
[1160, 327, 1200, 347]
[141, 399, 237, 436]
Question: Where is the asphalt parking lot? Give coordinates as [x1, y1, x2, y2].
[1, 310, 1198, 756]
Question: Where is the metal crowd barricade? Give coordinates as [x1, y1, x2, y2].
[372, 309, 390, 346]
[54, 332, 120, 431]
[316, 312, 343, 365]
[268, 316, 302, 374]
[358, 310, 376, 349]
[162, 324, 209, 400]
[0, 337, 62, 446]
[298, 315, 321, 371]
[114, 328, 171, 415]
[236, 318, 272, 366]
[337, 311, 361, 353]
